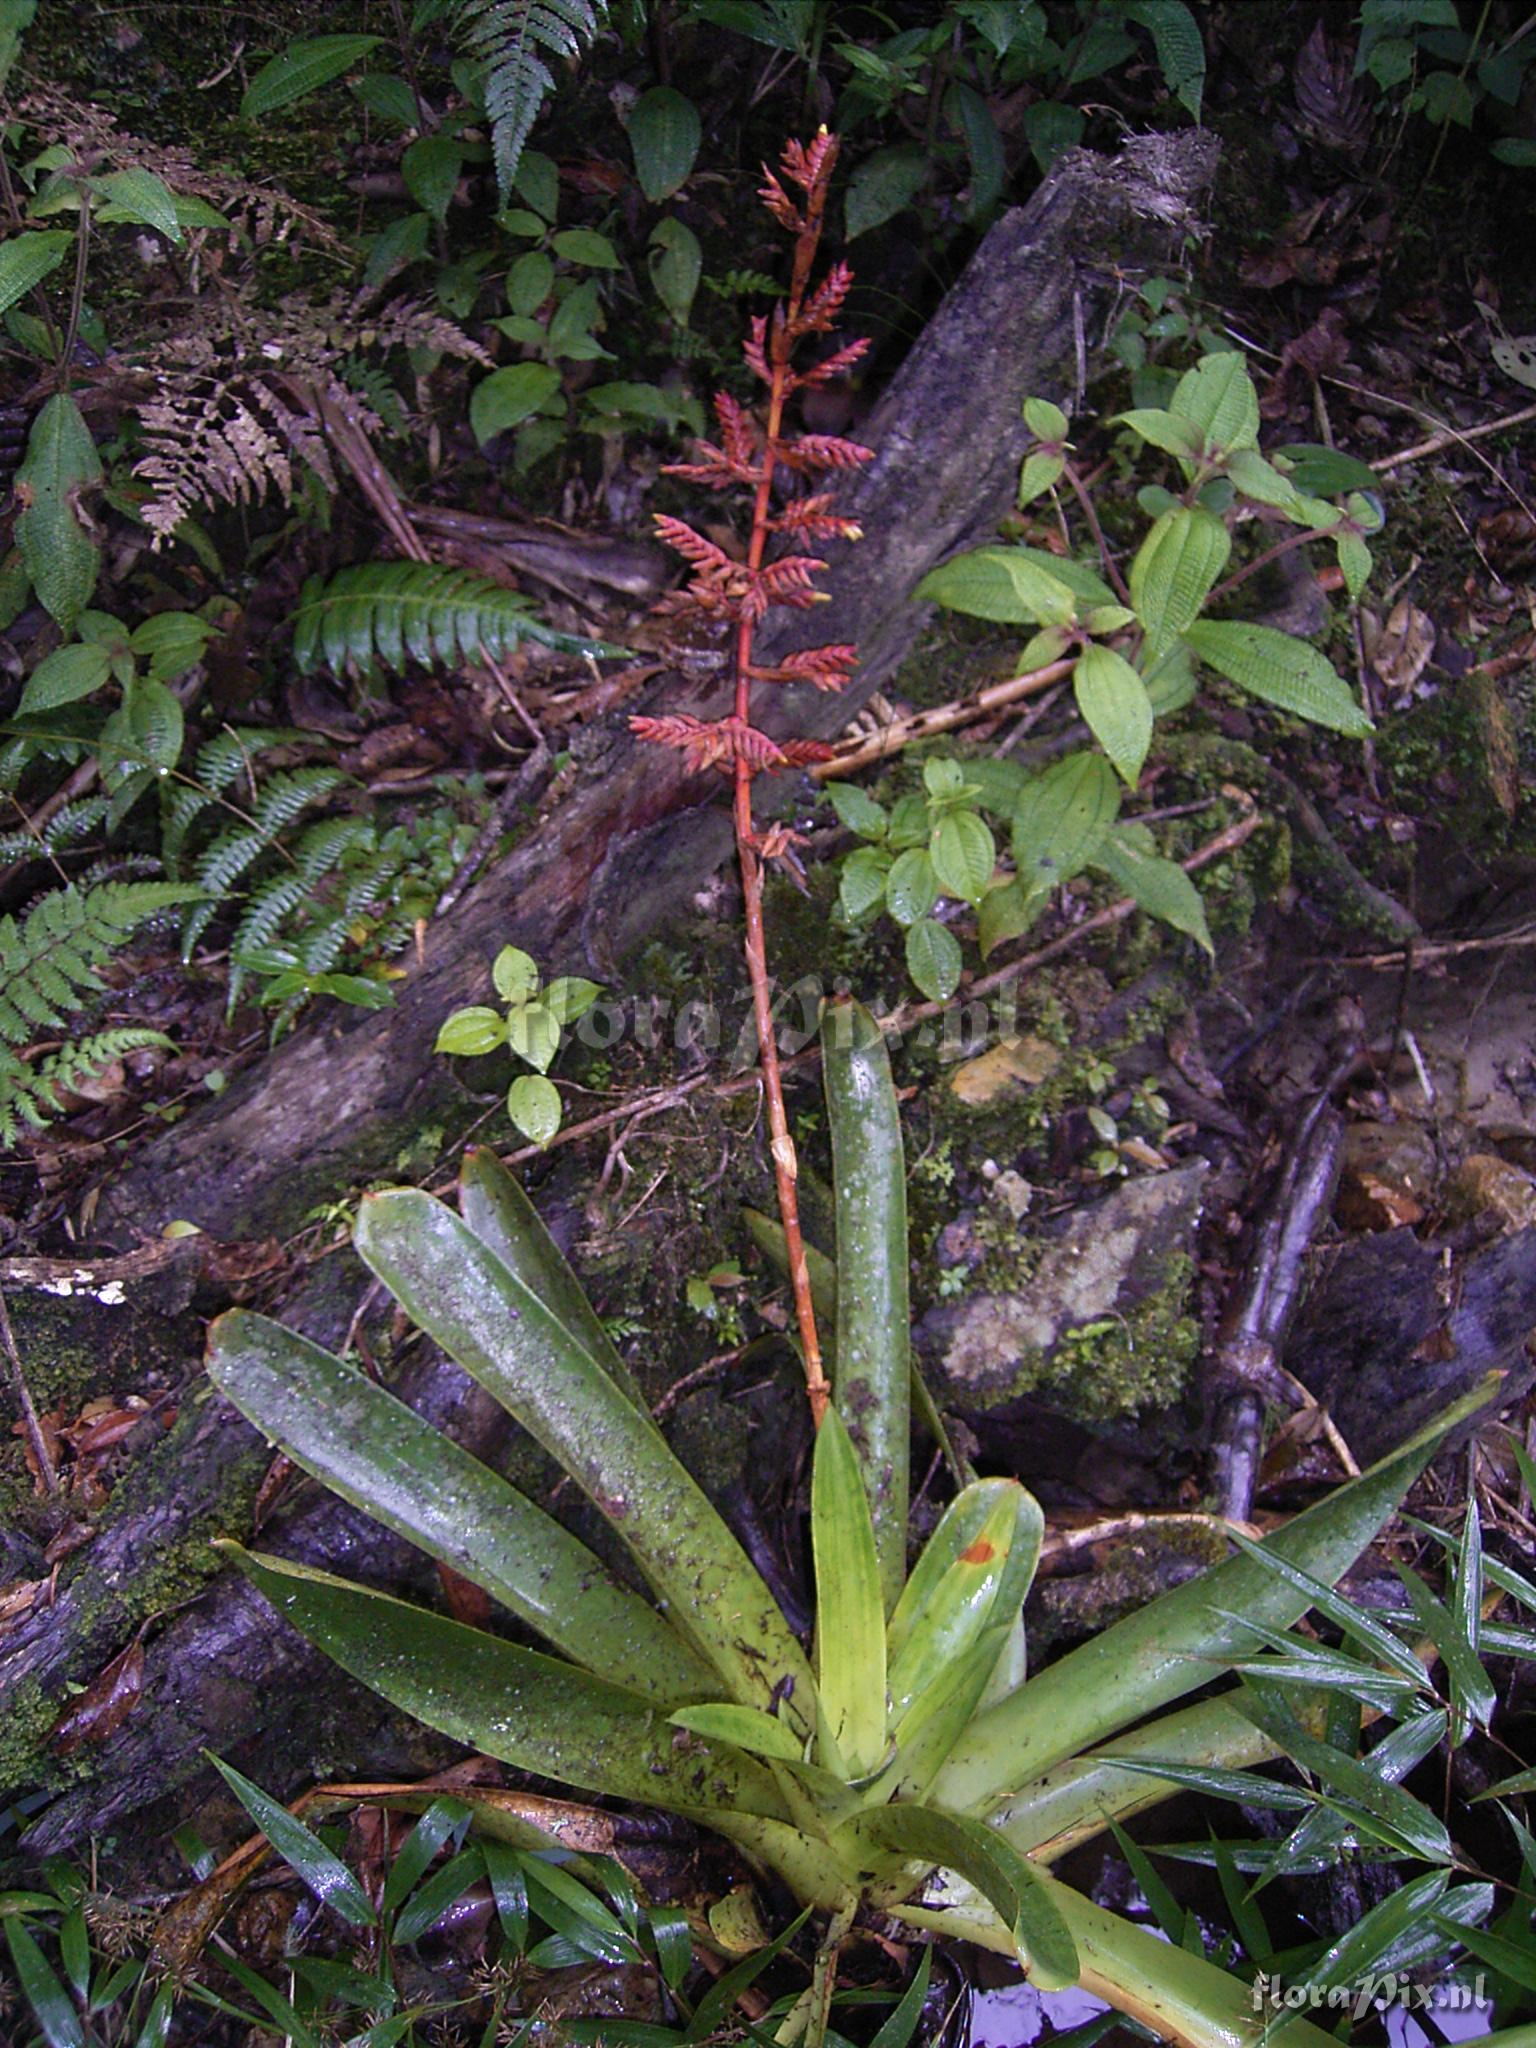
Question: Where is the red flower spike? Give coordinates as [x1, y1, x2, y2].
[770, 494, 864, 541]
[777, 737, 836, 767]
[777, 434, 877, 473]
[792, 338, 871, 390]
[653, 515, 739, 574]
[793, 264, 856, 336]
[742, 315, 771, 385]
[752, 644, 860, 691]
[779, 130, 838, 198]
[758, 168, 802, 232]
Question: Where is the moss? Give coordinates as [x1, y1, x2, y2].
[946, 1223, 1200, 1421]
[0, 1679, 71, 1804]
[1030, 1514, 1230, 1654]
[0, 1399, 268, 1802]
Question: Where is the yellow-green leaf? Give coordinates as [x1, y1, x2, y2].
[812, 1408, 887, 1777]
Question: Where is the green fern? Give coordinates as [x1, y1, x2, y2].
[452, 0, 610, 198]
[0, 882, 201, 1044]
[292, 561, 628, 678]
[0, 1029, 175, 1148]
[180, 768, 347, 960]
[0, 883, 199, 1147]
[0, 795, 111, 864]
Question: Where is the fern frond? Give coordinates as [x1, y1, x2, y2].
[452, 0, 610, 198]
[292, 561, 627, 677]
[0, 1029, 174, 1150]
[181, 769, 346, 959]
[0, 882, 201, 1046]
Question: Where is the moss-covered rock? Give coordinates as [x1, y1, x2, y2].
[918, 1160, 1206, 1420]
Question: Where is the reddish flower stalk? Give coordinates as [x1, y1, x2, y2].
[632, 131, 873, 1426]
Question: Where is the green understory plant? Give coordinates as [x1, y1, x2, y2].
[0, 880, 199, 1147]
[435, 942, 601, 1147]
[0, 1757, 699, 2048]
[830, 350, 1385, 1000]
[208, 997, 1494, 2048]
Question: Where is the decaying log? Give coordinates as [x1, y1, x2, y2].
[97, 131, 1218, 1248]
[5, 135, 1220, 1848]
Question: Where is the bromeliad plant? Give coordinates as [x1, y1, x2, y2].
[208, 998, 1485, 2048]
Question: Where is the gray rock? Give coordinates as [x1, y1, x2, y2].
[921, 1161, 1208, 1419]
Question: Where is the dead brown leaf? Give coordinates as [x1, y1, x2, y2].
[50, 1635, 145, 1755]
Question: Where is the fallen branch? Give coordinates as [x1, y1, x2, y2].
[812, 657, 1076, 780]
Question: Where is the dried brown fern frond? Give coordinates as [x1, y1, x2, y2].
[13, 84, 347, 254]
[132, 290, 490, 544]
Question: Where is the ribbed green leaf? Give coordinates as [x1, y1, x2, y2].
[219, 1546, 794, 1823]
[822, 1000, 909, 1609]
[1073, 642, 1152, 787]
[844, 1804, 1078, 1990]
[930, 810, 995, 903]
[471, 362, 564, 444]
[241, 34, 383, 118]
[1184, 620, 1373, 736]
[812, 1407, 888, 1776]
[915, 547, 1077, 626]
[0, 230, 70, 317]
[18, 641, 112, 715]
[352, 1189, 816, 1727]
[1011, 751, 1120, 893]
[15, 393, 101, 628]
[1128, 507, 1230, 662]
[931, 1383, 1493, 1813]
[1096, 826, 1213, 954]
[205, 1309, 715, 1705]
[627, 85, 701, 202]
[904, 916, 962, 1002]
[1113, 408, 1202, 461]
[1169, 352, 1259, 456]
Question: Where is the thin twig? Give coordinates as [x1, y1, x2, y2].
[0, 1281, 59, 1495]
[811, 657, 1076, 781]
[1375, 399, 1536, 474]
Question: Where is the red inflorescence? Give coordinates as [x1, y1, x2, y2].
[631, 130, 873, 832]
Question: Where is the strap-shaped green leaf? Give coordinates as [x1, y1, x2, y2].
[931, 1379, 1497, 1813]
[459, 1146, 651, 1417]
[822, 999, 909, 1609]
[841, 1803, 1078, 1990]
[205, 1309, 715, 1706]
[892, 1625, 1013, 1800]
[812, 1407, 888, 1777]
[670, 1702, 806, 1763]
[887, 1481, 1040, 1715]
[353, 1188, 816, 1727]
[220, 1545, 794, 1823]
